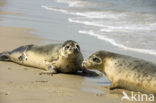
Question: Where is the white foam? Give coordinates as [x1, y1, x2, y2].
[69, 18, 156, 32]
[41, 5, 70, 14]
[56, 0, 85, 7]
[75, 12, 125, 19]
[68, 18, 104, 27]
[105, 25, 155, 31]
[42, 5, 123, 19]
[79, 30, 156, 56]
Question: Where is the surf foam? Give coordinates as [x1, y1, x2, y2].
[42, 5, 123, 19]
[56, 0, 86, 7]
[79, 30, 156, 56]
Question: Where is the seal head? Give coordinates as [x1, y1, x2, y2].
[82, 51, 109, 73]
[51, 40, 83, 73]
[82, 50, 156, 94]
[60, 40, 80, 58]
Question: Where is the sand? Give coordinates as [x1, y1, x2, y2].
[0, 0, 5, 6]
[0, 26, 123, 103]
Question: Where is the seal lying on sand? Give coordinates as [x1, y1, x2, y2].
[82, 50, 156, 94]
[0, 40, 91, 74]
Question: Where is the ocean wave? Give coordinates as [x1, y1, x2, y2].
[68, 18, 104, 27]
[42, 5, 156, 55]
[75, 12, 125, 19]
[41, 5, 70, 14]
[41, 5, 123, 19]
[42, 5, 156, 32]
[56, 0, 86, 7]
[68, 18, 155, 32]
[100, 25, 155, 32]
[79, 30, 156, 56]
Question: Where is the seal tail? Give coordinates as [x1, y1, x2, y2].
[0, 51, 10, 61]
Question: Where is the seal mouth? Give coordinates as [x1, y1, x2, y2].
[66, 50, 79, 58]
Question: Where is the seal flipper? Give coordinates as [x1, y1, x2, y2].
[0, 51, 10, 61]
[109, 82, 122, 90]
[39, 65, 58, 76]
[82, 67, 101, 76]
[11, 44, 34, 62]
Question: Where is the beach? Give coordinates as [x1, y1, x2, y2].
[0, 27, 122, 103]
[0, 1, 120, 103]
[0, 0, 156, 103]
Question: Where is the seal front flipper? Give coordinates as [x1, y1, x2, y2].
[82, 67, 101, 77]
[109, 82, 122, 90]
[0, 51, 10, 61]
[39, 65, 58, 76]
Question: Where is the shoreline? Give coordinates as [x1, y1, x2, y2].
[0, 26, 40, 50]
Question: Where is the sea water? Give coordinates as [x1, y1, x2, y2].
[42, 0, 156, 56]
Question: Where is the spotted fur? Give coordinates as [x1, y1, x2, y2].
[82, 50, 156, 94]
[0, 40, 84, 74]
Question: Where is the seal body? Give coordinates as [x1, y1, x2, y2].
[0, 40, 85, 74]
[82, 50, 156, 94]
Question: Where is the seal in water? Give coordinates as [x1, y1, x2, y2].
[82, 50, 156, 94]
[0, 40, 92, 75]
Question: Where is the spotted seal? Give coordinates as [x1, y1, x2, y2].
[82, 50, 156, 94]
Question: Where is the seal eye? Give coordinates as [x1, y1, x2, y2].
[92, 57, 100, 63]
[76, 45, 80, 50]
[65, 45, 70, 49]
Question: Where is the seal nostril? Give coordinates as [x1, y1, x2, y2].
[74, 47, 78, 52]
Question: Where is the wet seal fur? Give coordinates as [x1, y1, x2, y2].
[82, 50, 156, 94]
[0, 40, 92, 75]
